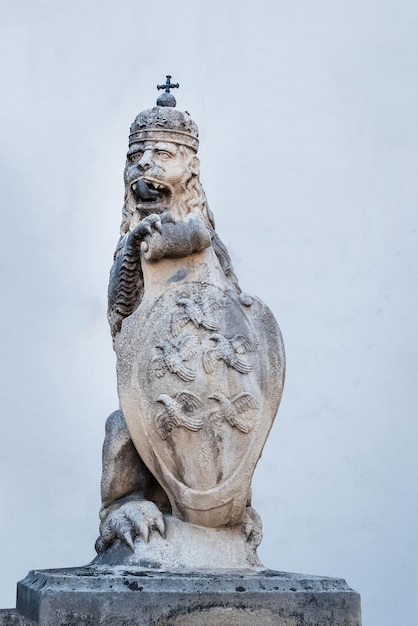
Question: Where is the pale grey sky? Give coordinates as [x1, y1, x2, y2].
[1, 2, 417, 625]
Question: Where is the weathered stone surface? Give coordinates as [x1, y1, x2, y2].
[93, 516, 263, 570]
[0, 609, 34, 626]
[96, 90, 285, 569]
[16, 567, 361, 626]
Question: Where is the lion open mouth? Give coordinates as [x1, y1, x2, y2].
[134, 179, 168, 204]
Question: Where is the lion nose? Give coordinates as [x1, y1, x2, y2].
[137, 149, 153, 170]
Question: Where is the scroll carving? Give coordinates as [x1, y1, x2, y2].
[208, 391, 259, 434]
[203, 333, 254, 374]
[149, 335, 199, 382]
[155, 391, 204, 440]
[171, 296, 225, 337]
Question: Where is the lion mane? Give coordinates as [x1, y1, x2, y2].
[108, 161, 240, 339]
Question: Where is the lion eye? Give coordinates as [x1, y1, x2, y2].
[157, 150, 172, 160]
[130, 152, 143, 163]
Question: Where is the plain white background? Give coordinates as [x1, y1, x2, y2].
[1, 1, 417, 624]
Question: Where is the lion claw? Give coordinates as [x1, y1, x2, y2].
[96, 498, 166, 553]
[132, 214, 162, 241]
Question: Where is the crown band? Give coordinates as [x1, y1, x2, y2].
[129, 128, 199, 152]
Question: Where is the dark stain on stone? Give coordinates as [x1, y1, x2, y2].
[261, 570, 282, 577]
[235, 586, 246, 592]
[138, 559, 162, 569]
[168, 268, 188, 283]
[123, 580, 143, 591]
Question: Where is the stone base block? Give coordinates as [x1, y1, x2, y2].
[11, 566, 361, 625]
[0, 609, 34, 625]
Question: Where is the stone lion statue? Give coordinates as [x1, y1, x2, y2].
[94, 100, 285, 571]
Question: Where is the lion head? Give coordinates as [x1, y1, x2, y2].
[116, 106, 240, 293]
[120, 140, 213, 235]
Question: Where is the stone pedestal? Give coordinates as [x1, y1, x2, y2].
[3, 566, 362, 626]
[0, 611, 33, 626]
